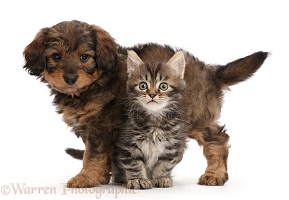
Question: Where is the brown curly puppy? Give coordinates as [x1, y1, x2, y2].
[23, 20, 127, 188]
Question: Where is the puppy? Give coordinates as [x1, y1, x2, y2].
[23, 20, 127, 188]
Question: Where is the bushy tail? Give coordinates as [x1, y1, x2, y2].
[216, 51, 268, 87]
[65, 148, 84, 160]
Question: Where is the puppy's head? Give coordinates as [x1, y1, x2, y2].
[23, 20, 118, 95]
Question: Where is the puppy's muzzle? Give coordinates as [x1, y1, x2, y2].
[63, 74, 78, 85]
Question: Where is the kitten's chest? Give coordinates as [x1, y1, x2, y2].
[138, 128, 167, 170]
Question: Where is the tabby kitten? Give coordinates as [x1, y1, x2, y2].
[113, 50, 189, 189]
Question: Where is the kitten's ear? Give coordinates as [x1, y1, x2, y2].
[127, 50, 144, 77]
[166, 51, 186, 79]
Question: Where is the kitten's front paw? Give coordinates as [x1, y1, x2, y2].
[126, 179, 152, 190]
[152, 177, 173, 188]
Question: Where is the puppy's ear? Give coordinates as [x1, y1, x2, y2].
[23, 28, 48, 76]
[91, 26, 118, 72]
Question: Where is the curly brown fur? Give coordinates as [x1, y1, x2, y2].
[23, 20, 127, 188]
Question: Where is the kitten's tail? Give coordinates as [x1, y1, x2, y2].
[216, 51, 269, 87]
[65, 148, 84, 160]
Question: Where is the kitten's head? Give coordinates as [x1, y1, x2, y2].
[126, 50, 186, 114]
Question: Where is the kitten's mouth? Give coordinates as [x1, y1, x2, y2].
[148, 100, 158, 104]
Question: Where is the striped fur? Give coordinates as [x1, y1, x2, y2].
[113, 51, 189, 189]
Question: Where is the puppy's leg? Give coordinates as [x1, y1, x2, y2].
[67, 138, 111, 188]
[190, 125, 229, 186]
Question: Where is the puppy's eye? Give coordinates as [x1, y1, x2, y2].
[52, 53, 62, 62]
[80, 54, 89, 62]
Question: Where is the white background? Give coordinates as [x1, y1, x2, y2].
[0, 0, 288, 199]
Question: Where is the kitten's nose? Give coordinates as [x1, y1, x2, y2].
[149, 94, 156, 98]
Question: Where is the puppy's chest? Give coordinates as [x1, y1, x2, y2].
[60, 102, 103, 127]
[137, 128, 167, 170]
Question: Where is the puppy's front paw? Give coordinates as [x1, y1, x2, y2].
[152, 177, 173, 188]
[198, 172, 228, 186]
[67, 174, 91, 188]
[66, 170, 110, 188]
[126, 179, 152, 190]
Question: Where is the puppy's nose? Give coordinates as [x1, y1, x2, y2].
[63, 74, 78, 85]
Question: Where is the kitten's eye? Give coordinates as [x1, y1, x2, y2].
[159, 83, 168, 91]
[80, 54, 89, 62]
[52, 53, 62, 62]
[139, 82, 148, 90]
